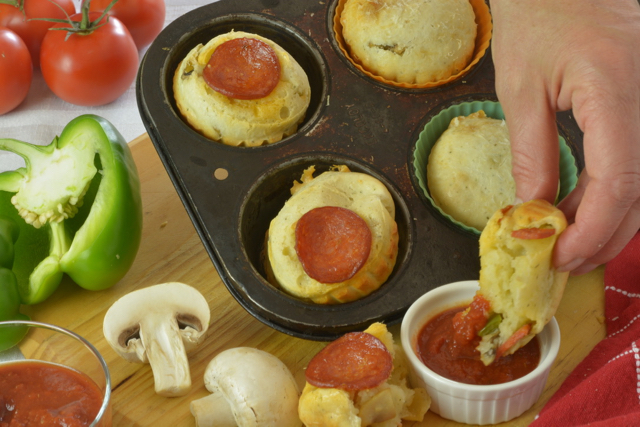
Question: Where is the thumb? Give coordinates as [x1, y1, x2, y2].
[499, 87, 561, 204]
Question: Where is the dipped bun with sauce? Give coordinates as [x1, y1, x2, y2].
[457, 199, 569, 365]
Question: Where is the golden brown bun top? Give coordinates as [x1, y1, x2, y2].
[266, 166, 398, 304]
[427, 110, 515, 231]
[173, 31, 311, 146]
[339, 0, 477, 84]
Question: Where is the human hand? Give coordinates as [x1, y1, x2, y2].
[490, 0, 640, 275]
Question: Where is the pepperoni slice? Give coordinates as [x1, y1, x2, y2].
[496, 323, 532, 360]
[511, 228, 556, 240]
[203, 37, 281, 100]
[295, 206, 372, 284]
[497, 205, 513, 225]
[305, 332, 393, 390]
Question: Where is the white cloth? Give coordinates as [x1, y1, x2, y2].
[0, 0, 216, 173]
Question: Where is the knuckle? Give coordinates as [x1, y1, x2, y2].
[607, 169, 640, 208]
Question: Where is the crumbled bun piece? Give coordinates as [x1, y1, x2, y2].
[476, 199, 569, 364]
[266, 166, 398, 304]
[340, 0, 477, 84]
[427, 110, 515, 231]
[173, 31, 311, 146]
[298, 323, 430, 427]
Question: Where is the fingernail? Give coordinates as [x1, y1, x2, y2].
[557, 257, 586, 272]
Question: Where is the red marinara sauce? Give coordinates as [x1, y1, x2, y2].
[416, 305, 540, 385]
[0, 360, 104, 427]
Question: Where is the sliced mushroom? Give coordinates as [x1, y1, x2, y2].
[190, 347, 301, 427]
[103, 282, 210, 397]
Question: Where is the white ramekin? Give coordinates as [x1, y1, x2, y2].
[400, 280, 560, 425]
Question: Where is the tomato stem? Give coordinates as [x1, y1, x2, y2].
[80, 0, 91, 30]
[29, 0, 120, 40]
[0, 0, 24, 16]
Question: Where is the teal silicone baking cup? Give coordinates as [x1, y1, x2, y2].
[413, 100, 579, 236]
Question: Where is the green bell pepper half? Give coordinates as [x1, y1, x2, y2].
[0, 215, 29, 352]
[0, 114, 143, 305]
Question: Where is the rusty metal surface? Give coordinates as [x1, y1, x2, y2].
[136, 0, 584, 340]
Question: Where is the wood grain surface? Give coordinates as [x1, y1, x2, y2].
[17, 134, 606, 427]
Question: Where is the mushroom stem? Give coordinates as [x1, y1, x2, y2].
[103, 282, 210, 397]
[140, 314, 191, 397]
[190, 392, 236, 427]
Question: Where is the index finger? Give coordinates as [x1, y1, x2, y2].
[554, 95, 640, 270]
[497, 77, 562, 204]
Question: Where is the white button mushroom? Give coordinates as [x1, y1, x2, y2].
[103, 282, 210, 397]
[190, 347, 302, 427]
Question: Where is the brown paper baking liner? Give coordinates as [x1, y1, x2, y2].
[333, 0, 493, 89]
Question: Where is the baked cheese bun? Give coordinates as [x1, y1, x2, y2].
[298, 322, 430, 427]
[340, 0, 477, 84]
[457, 199, 569, 365]
[266, 165, 398, 304]
[427, 110, 515, 231]
[173, 31, 311, 146]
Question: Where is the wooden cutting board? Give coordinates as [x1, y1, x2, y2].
[20, 133, 606, 427]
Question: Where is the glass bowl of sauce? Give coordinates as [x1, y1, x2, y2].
[400, 280, 561, 425]
[0, 320, 111, 427]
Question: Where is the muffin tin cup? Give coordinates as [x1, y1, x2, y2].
[137, 0, 584, 341]
[413, 99, 579, 235]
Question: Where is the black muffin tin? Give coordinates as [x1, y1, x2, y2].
[136, 0, 584, 341]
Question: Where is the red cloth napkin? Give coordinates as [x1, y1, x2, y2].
[531, 232, 640, 427]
